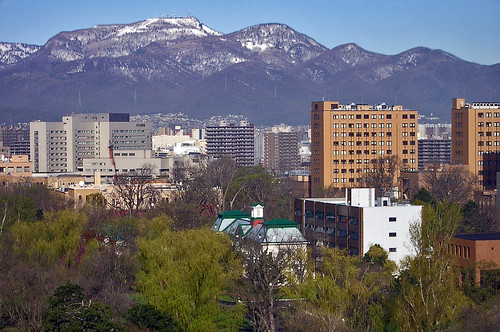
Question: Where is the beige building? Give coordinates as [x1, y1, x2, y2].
[451, 98, 500, 189]
[311, 101, 418, 193]
[0, 155, 32, 177]
[30, 113, 152, 173]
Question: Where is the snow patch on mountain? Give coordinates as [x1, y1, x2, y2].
[45, 17, 221, 62]
[0, 42, 40, 65]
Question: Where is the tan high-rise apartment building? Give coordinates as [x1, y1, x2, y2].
[311, 101, 418, 193]
[451, 98, 500, 189]
[263, 131, 300, 175]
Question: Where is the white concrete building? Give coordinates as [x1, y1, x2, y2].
[294, 188, 422, 264]
[30, 113, 152, 173]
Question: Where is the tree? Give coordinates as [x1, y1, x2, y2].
[172, 157, 239, 214]
[226, 166, 294, 219]
[126, 303, 176, 331]
[393, 202, 468, 331]
[411, 187, 436, 206]
[111, 164, 159, 216]
[237, 240, 292, 332]
[459, 200, 494, 233]
[285, 246, 395, 331]
[422, 165, 477, 204]
[43, 283, 119, 331]
[11, 209, 86, 266]
[361, 155, 400, 197]
[136, 227, 242, 331]
[0, 236, 62, 331]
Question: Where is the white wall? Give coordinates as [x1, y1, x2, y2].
[362, 205, 422, 265]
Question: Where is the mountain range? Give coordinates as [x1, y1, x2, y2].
[1, 17, 499, 125]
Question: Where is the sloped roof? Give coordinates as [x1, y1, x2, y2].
[263, 219, 300, 228]
[245, 220, 307, 244]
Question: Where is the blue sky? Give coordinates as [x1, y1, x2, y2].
[0, 0, 499, 65]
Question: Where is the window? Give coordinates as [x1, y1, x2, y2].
[389, 248, 397, 252]
[389, 217, 397, 222]
[389, 232, 397, 237]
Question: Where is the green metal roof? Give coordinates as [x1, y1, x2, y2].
[250, 203, 264, 207]
[219, 210, 250, 218]
[263, 219, 299, 228]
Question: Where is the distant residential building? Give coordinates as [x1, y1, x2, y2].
[294, 188, 422, 264]
[310, 101, 418, 195]
[418, 123, 451, 139]
[254, 131, 264, 165]
[205, 120, 254, 167]
[418, 139, 451, 170]
[0, 124, 30, 157]
[451, 98, 500, 189]
[263, 131, 300, 175]
[30, 113, 152, 173]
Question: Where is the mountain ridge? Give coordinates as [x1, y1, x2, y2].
[0, 17, 498, 125]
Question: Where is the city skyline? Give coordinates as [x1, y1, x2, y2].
[1, 0, 499, 65]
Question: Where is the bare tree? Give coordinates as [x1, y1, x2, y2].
[422, 165, 477, 204]
[361, 155, 400, 197]
[111, 164, 159, 216]
[172, 157, 239, 214]
[237, 240, 290, 332]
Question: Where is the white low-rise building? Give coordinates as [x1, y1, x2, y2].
[294, 188, 422, 264]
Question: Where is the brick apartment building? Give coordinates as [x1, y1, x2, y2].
[310, 101, 418, 194]
[451, 98, 500, 189]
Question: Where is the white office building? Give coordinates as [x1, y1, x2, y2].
[30, 113, 152, 173]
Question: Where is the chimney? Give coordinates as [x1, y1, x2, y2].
[250, 203, 264, 227]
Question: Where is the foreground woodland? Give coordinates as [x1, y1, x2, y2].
[0, 160, 499, 331]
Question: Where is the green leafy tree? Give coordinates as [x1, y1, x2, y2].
[285, 246, 395, 331]
[393, 202, 468, 331]
[11, 210, 86, 266]
[126, 303, 177, 331]
[459, 200, 494, 233]
[411, 187, 436, 206]
[136, 228, 242, 331]
[43, 283, 119, 331]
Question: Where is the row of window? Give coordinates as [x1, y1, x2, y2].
[335, 141, 394, 146]
[330, 113, 415, 120]
[0, 166, 31, 173]
[333, 132, 396, 137]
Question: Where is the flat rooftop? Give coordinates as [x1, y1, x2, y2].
[454, 233, 500, 241]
